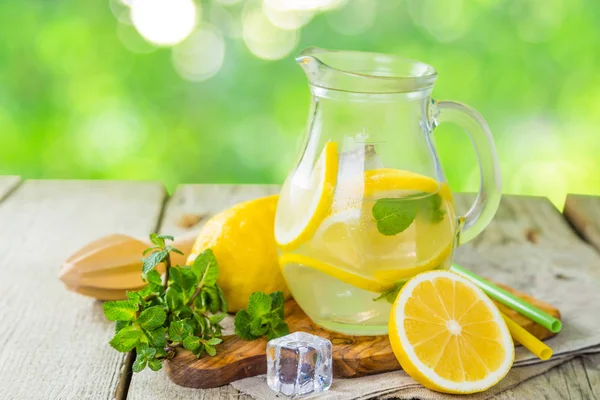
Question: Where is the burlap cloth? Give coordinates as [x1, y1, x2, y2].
[232, 245, 600, 399]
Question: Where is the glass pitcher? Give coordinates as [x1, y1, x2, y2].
[274, 48, 501, 336]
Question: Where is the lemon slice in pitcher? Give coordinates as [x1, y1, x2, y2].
[275, 141, 339, 251]
[310, 168, 455, 276]
[279, 253, 391, 293]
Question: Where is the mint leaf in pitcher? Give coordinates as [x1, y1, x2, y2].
[372, 193, 445, 236]
[422, 193, 445, 223]
[372, 198, 419, 236]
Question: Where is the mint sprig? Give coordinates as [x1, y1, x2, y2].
[234, 291, 290, 341]
[373, 282, 404, 304]
[102, 234, 227, 373]
[372, 193, 445, 236]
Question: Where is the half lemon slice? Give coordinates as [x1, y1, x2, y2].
[275, 141, 339, 251]
[389, 270, 514, 394]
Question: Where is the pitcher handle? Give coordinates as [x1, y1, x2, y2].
[432, 100, 502, 244]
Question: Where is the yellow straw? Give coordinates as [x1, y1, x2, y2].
[501, 313, 553, 360]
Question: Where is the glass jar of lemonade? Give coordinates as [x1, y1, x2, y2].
[275, 48, 501, 335]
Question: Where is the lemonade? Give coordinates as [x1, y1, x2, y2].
[275, 142, 458, 335]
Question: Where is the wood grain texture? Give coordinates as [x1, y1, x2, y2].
[493, 354, 600, 400]
[126, 185, 278, 400]
[564, 194, 600, 253]
[0, 180, 166, 400]
[166, 291, 559, 389]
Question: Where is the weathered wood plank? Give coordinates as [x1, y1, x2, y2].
[125, 185, 276, 400]
[582, 353, 600, 398]
[0, 175, 21, 201]
[493, 354, 600, 400]
[564, 194, 600, 253]
[0, 180, 166, 400]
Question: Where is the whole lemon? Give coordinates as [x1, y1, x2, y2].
[186, 194, 289, 312]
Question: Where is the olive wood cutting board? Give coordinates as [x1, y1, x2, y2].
[165, 283, 561, 389]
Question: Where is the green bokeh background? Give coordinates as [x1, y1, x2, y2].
[1, 0, 598, 207]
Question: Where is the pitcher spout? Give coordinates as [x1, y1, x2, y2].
[295, 47, 437, 94]
[295, 47, 329, 85]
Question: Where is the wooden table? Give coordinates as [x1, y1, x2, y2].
[0, 177, 598, 399]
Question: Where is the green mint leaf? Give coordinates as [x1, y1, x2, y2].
[142, 249, 168, 277]
[145, 270, 163, 286]
[216, 285, 228, 313]
[194, 291, 208, 311]
[373, 282, 404, 304]
[169, 267, 182, 286]
[148, 359, 162, 371]
[155, 347, 167, 359]
[142, 246, 160, 255]
[234, 310, 258, 340]
[136, 343, 157, 360]
[103, 300, 139, 322]
[234, 291, 290, 341]
[183, 335, 201, 351]
[268, 321, 290, 340]
[115, 320, 130, 333]
[269, 291, 285, 319]
[146, 327, 167, 348]
[137, 306, 166, 330]
[194, 313, 209, 335]
[166, 246, 184, 255]
[180, 268, 199, 290]
[209, 313, 227, 325]
[137, 286, 154, 298]
[205, 338, 223, 346]
[372, 198, 419, 236]
[202, 286, 221, 314]
[169, 267, 197, 291]
[205, 345, 217, 356]
[191, 249, 219, 287]
[149, 233, 164, 247]
[166, 287, 184, 311]
[250, 318, 269, 337]
[109, 325, 143, 352]
[169, 320, 193, 342]
[132, 356, 147, 373]
[142, 347, 157, 360]
[247, 292, 272, 319]
[149, 233, 174, 247]
[422, 194, 445, 223]
[126, 291, 143, 304]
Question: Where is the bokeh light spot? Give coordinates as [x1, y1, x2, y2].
[76, 106, 147, 168]
[210, 4, 242, 38]
[327, 0, 376, 36]
[117, 22, 157, 54]
[172, 25, 226, 82]
[131, 0, 198, 46]
[109, 0, 132, 24]
[408, 0, 472, 42]
[263, 3, 314, 30]
[242, 5, 299, 60]
[264, 0, 346, 12]
[511, 0, 565, 43]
